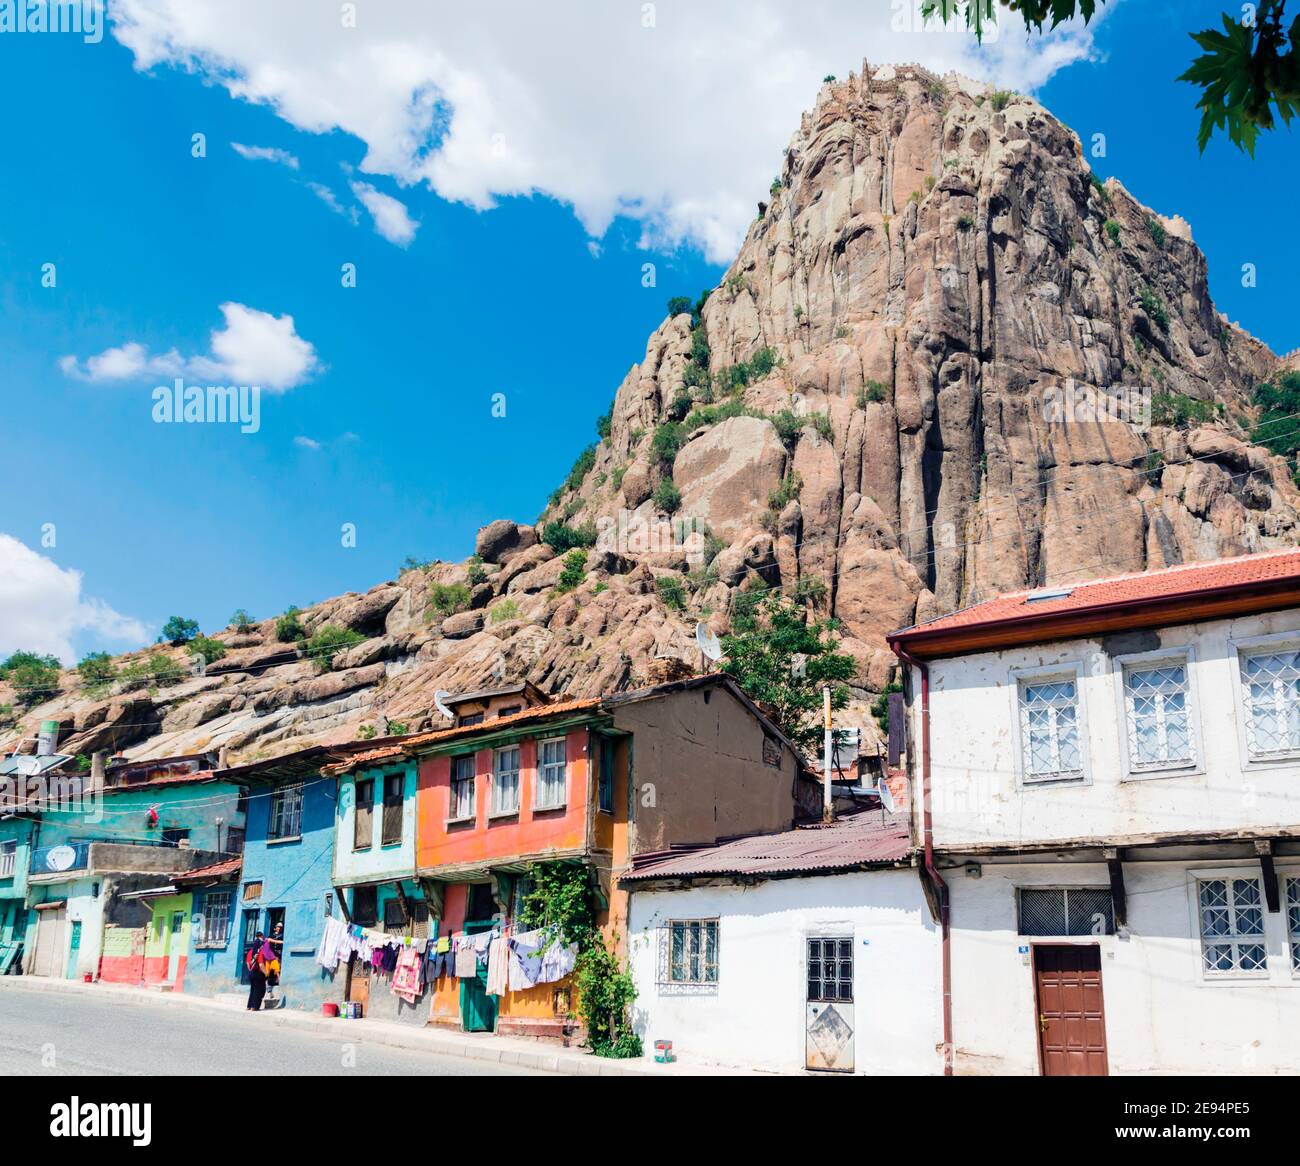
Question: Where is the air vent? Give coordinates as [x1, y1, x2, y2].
[1025, 587, 1074, 604]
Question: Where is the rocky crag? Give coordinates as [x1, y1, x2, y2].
[7, 60, 1299, 765]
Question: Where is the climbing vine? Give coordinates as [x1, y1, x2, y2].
[519, 861, 642, 1059]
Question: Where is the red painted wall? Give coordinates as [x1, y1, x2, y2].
[416, 729, 590, 871]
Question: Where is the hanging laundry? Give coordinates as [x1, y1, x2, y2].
[506, 928, 549, 990]
[454, 936, 478, 979]
[539, 935, 578, 984]
[485, 936, 509, 996]
[316, 917, 350, 970]
[391, 946, 423, 1004]
[472, 930, 494, 966]
[436, 936, 452, 954]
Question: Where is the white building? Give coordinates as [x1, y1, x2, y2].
[889, 549, 1300, 1076]
[622, 809, 942, 1074]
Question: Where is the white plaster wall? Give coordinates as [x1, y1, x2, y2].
[627, 869, 942, 1074]
[949, 859, 1300, 1075]
[909, 608, 1300, 848]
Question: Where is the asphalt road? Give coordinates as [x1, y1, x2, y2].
[0, 983, 548, 1076]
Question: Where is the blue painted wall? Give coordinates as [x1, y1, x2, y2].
[196, 775, 343, 1010]
[0, 817, 36, 971]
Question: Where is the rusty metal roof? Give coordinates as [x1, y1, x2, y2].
[173, 857, 242, 884]
[621, 809, 912, 882]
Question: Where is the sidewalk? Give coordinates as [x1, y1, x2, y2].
[0, 975, 746, 1076]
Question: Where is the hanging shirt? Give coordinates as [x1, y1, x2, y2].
[507, 928, 549, 991]
[539, 936, 578, 984]
[316, 917, 350, 970]
[485, 936, 510, 996]
[454, 936, 479, 979]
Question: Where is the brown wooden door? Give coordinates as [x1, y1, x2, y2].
[1034, 944, 1108, 1076]
[346, 955, 370, 1013]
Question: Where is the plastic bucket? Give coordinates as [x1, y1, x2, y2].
[321, 1003, 340, 1018]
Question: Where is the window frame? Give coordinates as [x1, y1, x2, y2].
[534, 737, 567, 811]
[1009, 661, 1090, 787]
[1195, 875, 1269, 981]
[1017, 886, 1116, 937]
[597, 735, 615, 815]
[268, 783, 304, 841]
[1111, 646, 1203, 781]
[805, 933, 854, 1003]
[380, 771, 405, 847]
[448, 753, 476, 823]
[491, 745, 521, 818]
[1231, 632, 1300, 767]
[352, 777, 374, 851]
[1288, 876, 1300, 978]
[660, 918, 719, 988]
[198, 890, 233, 948]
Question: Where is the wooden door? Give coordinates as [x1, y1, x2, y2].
[346, 954, 371, 1014]
[33, 908, 67, 978]
[1034, 944, 1108, 1076]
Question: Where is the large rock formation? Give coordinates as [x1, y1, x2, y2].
[6, 61, 1298, 764]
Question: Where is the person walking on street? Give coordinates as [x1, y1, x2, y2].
[246, 931, 269, 1011]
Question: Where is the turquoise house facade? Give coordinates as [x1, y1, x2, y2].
[0, 815, 36, 973]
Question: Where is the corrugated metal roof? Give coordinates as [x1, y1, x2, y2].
[890, 548, 1300, 646]
[173, 857, 242, 883]
[622, 809, 911, 882]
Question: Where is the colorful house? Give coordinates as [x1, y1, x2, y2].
[326, 673, 807, 1041]
[0, 813, 36, 974]
[330, 756, 429, 1022]
[224, 752, 344, 1010]
[21, 754, 244, 983]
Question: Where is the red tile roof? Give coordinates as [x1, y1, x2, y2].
[890, 548, 1300, 658]
[621, 809, 911, 882]
[172, 857, 242, 883]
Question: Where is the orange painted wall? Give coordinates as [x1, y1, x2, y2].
[415, 728, 590, 871]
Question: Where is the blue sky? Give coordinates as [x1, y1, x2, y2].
[0, 0, 1295, 662]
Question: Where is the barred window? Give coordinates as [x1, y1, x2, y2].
[1124, 661, 1194, 770]
[1199, 878, 1267, 976]
[667, 919, 718, 985]
[1018, 888, 1115, 936]
[1018, 677, 1083, 781]
[269, 784, 304, 839]
[807, 936, 853, 1003]
[492, 746, 520, 815]
[1288, 878, 1300, 976]
[200, 890, 232, 945]
[536, 738, 567, 810]
[1240, 650, 1300, 758]
[450, 755, 475, 820]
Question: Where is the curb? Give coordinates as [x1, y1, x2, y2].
[0, 977, 677, 1077]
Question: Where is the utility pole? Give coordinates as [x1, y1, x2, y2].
[822, 685, 834, 823]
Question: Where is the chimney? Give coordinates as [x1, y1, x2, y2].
[217, 744, 229, 770]
[89, 750, 107, 794]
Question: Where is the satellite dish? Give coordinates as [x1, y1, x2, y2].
[695, 623, 723, 663]
[433, 690, 454, 720]
[874, 778, 896, 815]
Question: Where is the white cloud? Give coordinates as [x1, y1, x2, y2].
[109, 0, 1106, 262]
[293, 435, 321, 450]
[0, 535, 148, 665]
[351, 181, 418, 245]
[61, 302, 320, 392]
[231, 141, 300, 168]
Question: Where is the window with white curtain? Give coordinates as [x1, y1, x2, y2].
[536, 738, 566, 809]
[1123, 659, 1194, 771]
[492, 746, 520, 815]
[1198, 877, 1267, 976]
[450, 754, 475, 820]
[1240, 649, 1300, 758]
[1017, 676, 1083, 782]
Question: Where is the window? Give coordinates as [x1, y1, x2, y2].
[1288, 878, 1300, 975]
[383, 896, 406, 931]
[1018, 888, 1115, 936]
[536, 738, 566, 810]
[492, 746, 520, 815]
[353, 779, 374, 850]
[199, 890, 232, 945]
[1123, 660, 1194, 770]
[161, 828, 189, 847]
[1198, 878, 1267, 976]
[450, 755, 475, 820]
[666, 919, 718, 985]
[457, 712, 485, 728]
[381, 773, 404, 845]
[1240, 649, 1300, 758]
[598, 737, 614, 814]
[1017, 676, 1083, 782]
[0, 840, 15, 880]
[807, 936, 853, 1002]
[269, 784, 304, 840]
[352, 885, 377, 927]
[497, 705, 522, 718]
